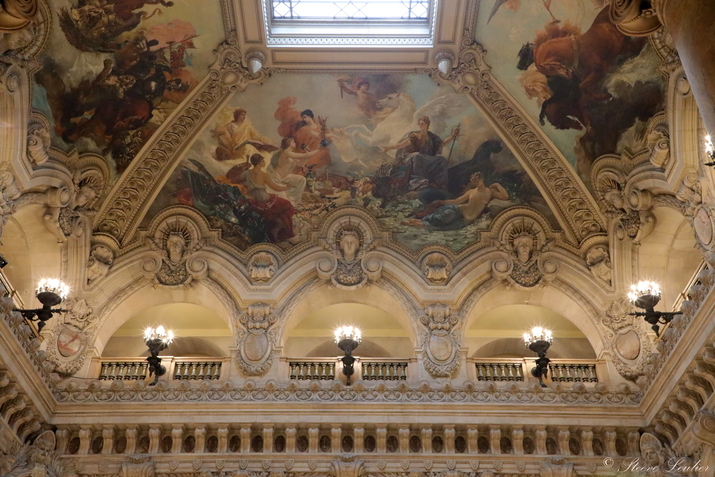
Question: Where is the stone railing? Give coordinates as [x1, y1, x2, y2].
[471, 358, 603, 384]
[288, 359, 337, 380]
[96, 357, 227, 381]
[361, 359, 409, 380]
[55, 420, 643, 459]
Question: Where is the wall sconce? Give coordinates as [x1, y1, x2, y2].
[144, 326, 174, 386]
[435, 50, 455, 75]
[627, 281, 682, 336]
[13, 279, 70, 332]
[524, 327, 553, 387]
[245, 50, 266, 75]
[334, 326, 361, 385]
[704, 135, 715, 167]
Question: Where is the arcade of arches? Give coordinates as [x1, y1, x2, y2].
[2, 0, 715, 476]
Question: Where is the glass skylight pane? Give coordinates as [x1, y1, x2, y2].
[272, 0, 430, 20]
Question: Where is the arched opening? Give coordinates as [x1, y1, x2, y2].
[102, 302, 231, 358]
[468, 304, 595, 359]
[638, 207, 702, 311]
[283, 303, 413, 358]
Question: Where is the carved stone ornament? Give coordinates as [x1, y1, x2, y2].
[236, 303, 279, 376]
[26, 117, 51, 166]
[422, 252, 451, 284]
[0, 430, 68, 477]
[639, 432, 696, 477]
[539, 458, 574, 477]
[37, 168, 106, 243]
[603, 298, 651, 382]
[86, 244, 114, 285]
[593, 164, 656, 243]
[419, 304, 461, 378]
[675, 170, 703, 218]
[609, 0, 662, 37]
[329, 454, 366, 477]
[46, 298, 99, 376]
[492, 218, 556, 288]
[0, 165, 20, 240]
[316, 218, 382, 290]
[248, 251, 277, 283]
[121, 455, 155, 477]
[585, 245, 612, 286]
[144, 217, 206, 286]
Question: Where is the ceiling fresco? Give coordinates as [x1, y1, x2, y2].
[144, 73, 560, 252]
[30, 0, 225, 178]
[476, 0, 666, 186]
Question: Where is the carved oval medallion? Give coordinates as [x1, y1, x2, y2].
[57, 327, 83, 358]
[429, 334, 452, 361]
[615, 330, 641, 361]
[244, 333, 269, 362]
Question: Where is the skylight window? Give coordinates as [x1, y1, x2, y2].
[264, 0, 437, 46]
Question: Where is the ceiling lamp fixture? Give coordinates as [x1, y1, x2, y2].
[704, 135, 715, 167]
[246, 50, 266, 75]
[13, 279, 70, 332]
[144, 326, 174, 386]
[524, 327, 553, 387]
[334, 326, 361, 385]
[627, 281, 682, 337]
[435, 50, 455, 75]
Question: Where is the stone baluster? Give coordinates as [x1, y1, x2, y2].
[535, 426, 547, 455]
[490, 425, 501, 454]
[421, 427, 432, 454]
[125, 426, 138, 454]
[399, 425, 410, 453]
[309, 427, 319, 453]
[581, 428, 594, 456]
[512, 426, 524, 455]
[467, 426, 478, 454]
[264, 425, 274, 453]
[354, 426, 364, 453]
[377, 427, 387, 453]
[444, 425, 455, 453]
[171, 425, 183, 454]
[218, 428, 228, 453]
[78, 426, 92, 455]
[286, 427, 296, 453]
[102, 426, 114, 455]
[196, 427, 206, 453]
[240, 427, 251, 453]
[604, 428, 617, 456]
[558, 427, 570, 455]
[331, 424, 342, 453]
[56, 429, 69, 455]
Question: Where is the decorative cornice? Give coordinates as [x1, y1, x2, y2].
[53, 378, 642, 405]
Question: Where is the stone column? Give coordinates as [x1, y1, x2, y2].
[535, 426, 547, 455]
[512, 426, 524, 455]
[467, 426, 478, 454]
[148, 426, 160, 454]
[125, 426, 138, 455]
[102, 426, 114, 455]
[399, 425, 410, 454]
[490, 425, 501, 455]
[195, 427, 206, 453]
[611, 0, 715, 135]
[353, 426, 364, 453]
[557, 427, 570, 456]
[581, 428, 594, 456]
[78, 426, 92, 455]
[286, 427, 296, 453]
[264, 425, 274, 453]
[240, 427, 251, 453]
[218, 428, 228, 454]
[331, 425, 342, 453]
[309, 427, 319, 453]
[376, 427, 387, 454]
[171, 425, 183, 454]
[421, 427, 432, 454]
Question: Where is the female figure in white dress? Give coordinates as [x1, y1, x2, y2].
[267, 137, 323, 204]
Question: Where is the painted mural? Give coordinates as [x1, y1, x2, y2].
[31, 0, 224, 176]
[146, 74, 559, 252]
[477, 0, 666, 185]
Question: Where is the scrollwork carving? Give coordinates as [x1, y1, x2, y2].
[248, 252, 277, 283]
[419, 304, 461, 378]
[236, 303, 279, 376]
[422, 252, 451, 284]
[86, 244, 114, 285]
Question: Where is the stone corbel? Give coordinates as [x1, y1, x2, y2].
[329, 454, 366, 477]
[419, 304, 461, 378]
[236, 303, 279, 376]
